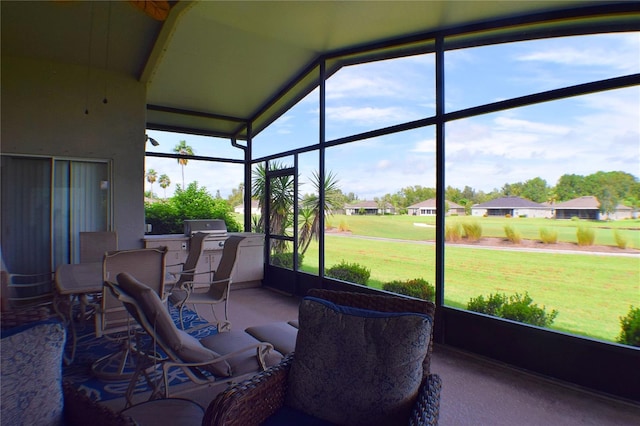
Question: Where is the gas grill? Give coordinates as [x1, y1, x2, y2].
[184, 219, 228, 250]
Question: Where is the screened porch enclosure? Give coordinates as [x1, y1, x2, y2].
[2, 0, 639, 405]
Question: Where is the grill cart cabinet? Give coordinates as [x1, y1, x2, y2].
[143, 233, 265, 289]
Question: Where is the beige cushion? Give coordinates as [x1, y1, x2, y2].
[286, 296, 432, 426]
[245, 322, 299, 355]
[116, 272, 232, 377]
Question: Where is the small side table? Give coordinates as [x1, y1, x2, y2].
[120, 398, 204, 426]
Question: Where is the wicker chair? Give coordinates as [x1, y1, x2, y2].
[203, 289, 442, 426]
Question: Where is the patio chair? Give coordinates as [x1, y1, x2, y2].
[92, 247, 168, 380]
[79, 231, 118, 263]
[203, 289, 441, 426]
[109, 272, 283, 401]
[165, 231, 208, 294]
[169, 235, 245, 330]
[1, 247, 54, 313]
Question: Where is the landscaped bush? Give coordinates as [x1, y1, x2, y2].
[539, 227, 558, 244]
[270, 252, 304, 269]
[382, 278, 435, 301]
[338, 220, 350, 232]
[145, 182, 241, 234]
[462, 221, 482, 242]
[467, 292, 558, 327]
[467, 293, 507, 316]
[445, 222, 462, 242]
[326, 260, 370, 285]
[576, 225, 595, 246]
[613, 229, 628, 249]
[617, 306, 640, 347]
[504, 225, 522, 244]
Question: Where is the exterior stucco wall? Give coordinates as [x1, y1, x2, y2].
[1, 56, 147, 249]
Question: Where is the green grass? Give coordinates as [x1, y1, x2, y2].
[326, 214, 640, 248]
[297, 217, 639, 343]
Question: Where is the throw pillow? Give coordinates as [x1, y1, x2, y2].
[1, 320, 66, 426]
[286, 296, 432, 426]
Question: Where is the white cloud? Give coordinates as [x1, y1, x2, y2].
[325, 105, 408, 125]
[515, 33, 640, 73]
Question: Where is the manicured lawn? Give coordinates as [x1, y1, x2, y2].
[299, 224, 639, 343]
[327, 214, 640, 248]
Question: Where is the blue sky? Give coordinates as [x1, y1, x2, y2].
[146, 32, 639, 201]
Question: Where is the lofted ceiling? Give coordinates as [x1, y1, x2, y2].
[2, 1, 637, 140]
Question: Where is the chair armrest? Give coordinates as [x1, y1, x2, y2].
[203, 354, 293, 426]
[409, 373, 442, 426]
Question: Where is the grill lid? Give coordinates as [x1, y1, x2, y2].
[183, 219, 227, 236]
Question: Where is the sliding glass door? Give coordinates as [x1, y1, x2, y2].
[1, 155, 111, 279]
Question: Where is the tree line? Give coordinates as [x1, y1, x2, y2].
[379, 171, 639, 215]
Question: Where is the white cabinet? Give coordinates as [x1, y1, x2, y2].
[143, 233, 264, 289]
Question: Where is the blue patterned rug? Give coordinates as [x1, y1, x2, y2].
[62, 303, 218, 402]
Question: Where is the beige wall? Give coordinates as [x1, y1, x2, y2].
[1, 56, 147, 249]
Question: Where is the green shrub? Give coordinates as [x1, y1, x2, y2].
[617, 306, 640, 347]
[445, 222, 462, 242]
[462, 221, 482, 242]
[467, 292, 558, 327]
[467, 293, 507, 316]
[326, 260, 370, 285]
[270, 252, 304, 269]
[504, 225, 521, 244]
[539, 227, 557, 244]
[576, 226, 595, 246]
[613, 229, 628, 249]
[500, 293, 558, 327]
[144, 200, 181, 234]
[145, 182, 241, 234]
[383, 278, 435, 301]
[338, 220, 350, 232]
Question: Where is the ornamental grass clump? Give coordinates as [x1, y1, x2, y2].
[445, 222, 462, 242]
[467, 291, 558, 327]
[382, 278, 435, 301]
[576, 225, 595, 246]
[617, 306, 640, 347]
[326, 260, 370, 285]
[539, 227, 557, 244]
[462, 221, 482, 242]
[613, 229, 628, 249]
[504, 225, 522, 244]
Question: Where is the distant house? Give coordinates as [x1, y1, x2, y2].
[344, 200, 395, 215]
[234, 199, 261, 215]
[407, 199, 466, 216]
[554, 196, 633, 220]
[471, 196, 551, 218]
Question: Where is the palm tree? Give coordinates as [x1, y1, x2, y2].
[299, 170, 341, 255]
[173, 140, 194, 189]
[146, 169, 158, 198]
[159, 174, 171, 199]
[252, 162, 294, 254]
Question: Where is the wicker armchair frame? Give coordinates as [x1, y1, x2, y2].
[203, 289, 441, 426]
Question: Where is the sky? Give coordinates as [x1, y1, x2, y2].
[145, 32, 639, 201]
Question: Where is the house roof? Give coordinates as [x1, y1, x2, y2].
[2, 1, 634, 140]
[473, 196, 545, 209]
[407, 199, 464, 209]
[554, 196, 600, 209]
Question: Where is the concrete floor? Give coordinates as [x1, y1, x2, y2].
[222, 286, 640, 426]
